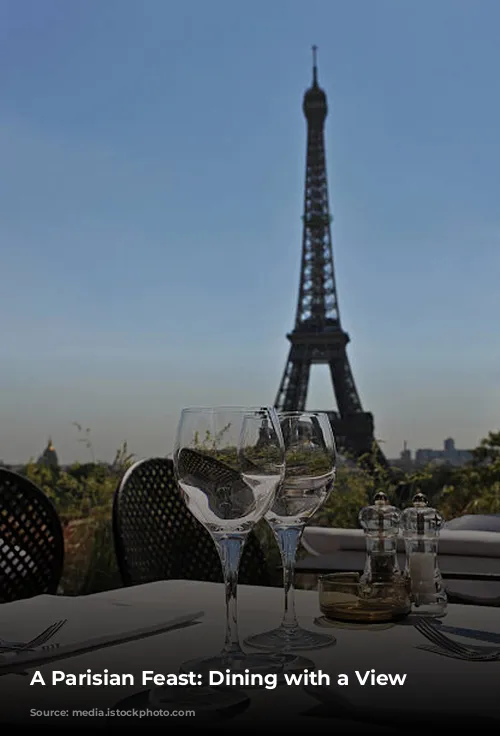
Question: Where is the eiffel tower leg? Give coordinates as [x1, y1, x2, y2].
[328, 355, 363, 417]
[275, 348, 311, 412]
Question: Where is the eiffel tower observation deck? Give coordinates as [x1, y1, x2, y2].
[275, 48, 384, 463]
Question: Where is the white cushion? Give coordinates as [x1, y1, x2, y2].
[302, 527, 365, 555]
[438, 530, 500, 556]
[302, 527, 500, 558]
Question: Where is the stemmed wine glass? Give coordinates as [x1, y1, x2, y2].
[172, 406, 286, 678]
[245, 411, 336, 658]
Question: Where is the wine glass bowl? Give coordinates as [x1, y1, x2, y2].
[177, 448, 264, 529]
[272, 411, 335, 509]
[175, 410, 284, 533]
[266, 435, 335, 526]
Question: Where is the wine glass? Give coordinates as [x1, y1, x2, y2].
[173, 406, 286, 678]
[245, 411, 336, 658]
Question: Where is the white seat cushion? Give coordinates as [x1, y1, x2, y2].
[302, 527, 500, 558]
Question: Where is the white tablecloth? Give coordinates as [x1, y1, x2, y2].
[0, 581, 499, 729]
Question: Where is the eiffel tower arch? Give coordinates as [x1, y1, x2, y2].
[275, 48, 385, 464]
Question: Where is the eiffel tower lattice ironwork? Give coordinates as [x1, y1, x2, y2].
[275, 48, 382, 461]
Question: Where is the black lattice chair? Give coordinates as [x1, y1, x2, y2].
[113, 457, 271, 586]
[0, 468, 64, 602]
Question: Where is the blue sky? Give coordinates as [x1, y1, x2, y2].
[0, 0, 499, 463]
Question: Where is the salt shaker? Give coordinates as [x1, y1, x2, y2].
[359, 491, 401, 584]
[400, 492, 447, 617]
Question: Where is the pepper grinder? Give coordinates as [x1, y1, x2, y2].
[401, 492, 447, 617]
[359, 491, 401, 584]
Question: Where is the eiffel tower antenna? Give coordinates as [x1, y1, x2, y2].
[275, 51, 386, 464]
[312, 45, 318, 83]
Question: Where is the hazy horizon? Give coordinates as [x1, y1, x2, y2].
[1, 0, 499, 464]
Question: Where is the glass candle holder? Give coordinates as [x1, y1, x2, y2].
[318, 572, 411, 624]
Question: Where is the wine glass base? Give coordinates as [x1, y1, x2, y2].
[276, 653, 318, 675]
[245, 625, 336, 652]
[179, 650, 285, 681]
[178, 650, 317, 688]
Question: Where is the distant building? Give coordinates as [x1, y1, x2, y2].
[388, 437, 472, 469]
[387, 441, 414, 471]
[37, 437, 59, 469]
[399, 441, 413, 470]
[415, 438, 472, 467]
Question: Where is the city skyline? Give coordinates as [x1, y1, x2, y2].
[1, 433, 473, 469]
[1, 0, 500, 463]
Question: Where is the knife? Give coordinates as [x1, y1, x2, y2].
[437, 623, 500, 645]
[0, 610, 204, 675]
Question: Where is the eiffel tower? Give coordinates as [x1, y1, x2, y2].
[275, 48, 383, 462]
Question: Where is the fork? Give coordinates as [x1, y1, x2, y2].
[2, 642, 61, 677]
[414, 618, 500, 661]
[0, 620, 66, 653]
[417, 644, 499, 662]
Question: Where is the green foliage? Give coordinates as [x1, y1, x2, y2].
[15, 425, 500, 596]
[72, 423, 95, 463]
[19, 427, 135, 595]
[311, 431, 500, 529]
[312, 465, 372, 528]
[285, 447, 335, 476]
[192, 427, 284, 473]
[193, 425, 232, 452]
[432, 432, 500, 518]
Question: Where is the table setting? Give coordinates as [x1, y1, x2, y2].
[0, 406, 499, 730]
[0, 582, 500, 729]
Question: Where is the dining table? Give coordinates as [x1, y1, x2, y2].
[0, 580, 499, 732]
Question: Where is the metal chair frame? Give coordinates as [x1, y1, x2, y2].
[0, 468, 64, 602]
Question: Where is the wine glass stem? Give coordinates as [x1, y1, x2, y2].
[276, 526, 303, 630]
[214, 534, 245, 659]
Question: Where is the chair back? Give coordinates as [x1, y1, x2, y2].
[0, 468, 64, 602]
[113, 457, 271, 586]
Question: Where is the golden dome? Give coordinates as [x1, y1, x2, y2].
[38, 437, 59, 467]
